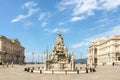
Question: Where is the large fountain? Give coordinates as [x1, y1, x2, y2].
[45, 32, 75, 71]
[24, 33, 89, 74]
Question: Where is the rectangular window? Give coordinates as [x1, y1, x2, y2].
[0, 55, 1, 59]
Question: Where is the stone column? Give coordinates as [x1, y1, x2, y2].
[71, 61, 74, 71]
[71, 53, 74, 71]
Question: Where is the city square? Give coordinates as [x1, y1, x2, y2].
[0, 0, 120, 80]
[0, 64, 120, 80]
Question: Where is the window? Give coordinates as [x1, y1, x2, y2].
[94, 48, 97, 54]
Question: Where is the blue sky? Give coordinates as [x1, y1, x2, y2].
[0, 0, 120, 62]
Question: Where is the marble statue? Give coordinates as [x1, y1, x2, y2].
[45, 32, 75, 71]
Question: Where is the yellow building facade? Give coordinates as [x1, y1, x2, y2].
[88, 35, 120, 65]
[0, 36, 25, 64]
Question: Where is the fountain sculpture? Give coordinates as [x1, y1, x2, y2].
[45, 32, 75, 71]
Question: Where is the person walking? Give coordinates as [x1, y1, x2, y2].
[6, 62, 9, 67]
[11, 62, 14, 68]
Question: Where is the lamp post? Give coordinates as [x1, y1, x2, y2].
[42, 56, 43, 63]
[80, 53, 82, 64]
[81, 53, 83, 64]
[38, 54, 39, 64]
[32, 52, 34, 64]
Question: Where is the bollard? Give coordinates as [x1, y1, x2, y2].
[27, 69, 29, 72]
[90, 67, 92, 72]
[24, 68, 26, 71]
[85, 67, 88, 73]
[27, 68, 28, 72]
[31, 69, 33, 73]
[86, 69, 88, 73]
[93, 68, 96, 72]
[6, 63, 9, 67]
[65, 71, 67, 75]
[27, 67, 30, 72]
[24, 68, 27, 71]
[40, 70, 42, 74]
[77, 70, 79, 74]
[32, 67, 34, 70]
[52, 70, 54, 74]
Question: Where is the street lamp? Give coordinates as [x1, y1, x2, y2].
[38, 54, 39, 64]
[81, 53, 83, 64]
[32, 52, 34, 64]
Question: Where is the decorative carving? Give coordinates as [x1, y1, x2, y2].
[45, 32, 74, 70]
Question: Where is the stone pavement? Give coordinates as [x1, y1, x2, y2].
[0, 64, 120, 80]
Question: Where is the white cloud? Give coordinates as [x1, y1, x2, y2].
[57, 0, 98, 17]
[11, 8, 39, 23]
[11, 1, 39, 23]
[52, 28, 69, 33]
[39, 12, 51, 21]
[22, 1, 37, 9]
[44, 28, 70, 33]
[101, 0, 120, 11]
[70, 16, 84, 22]
[38, 12, 51, 28]
[71, 42, 89, 49]
[85, 25, 120, 43]
[11, 15, 26, 23]
[98, 17, 109, 23]
[89, 26, 105, 31]
[73, 0, 97, 16]
[39, 13, 46, 21]
[41, 22, 48, 27]
[71, 25, 120, 49]
[57, 0, 120, 22]
[97, 25, 120, 37]
[44, 28, 51, 32]
[58, 22, 65, 25]
[24, 21, 33, 27]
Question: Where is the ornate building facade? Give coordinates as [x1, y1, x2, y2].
[88, 35, 120, 65]
[0, 36, 25, 64]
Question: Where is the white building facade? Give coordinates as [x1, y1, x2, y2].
[88, 35, 120, 65]
[0, 36, 25, 64]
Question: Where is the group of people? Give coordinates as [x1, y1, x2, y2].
[112, 62, 120, 66]
[2, 62, 14, 68]
[85, 67, 96, 73]
[85, 63, 96, 73]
